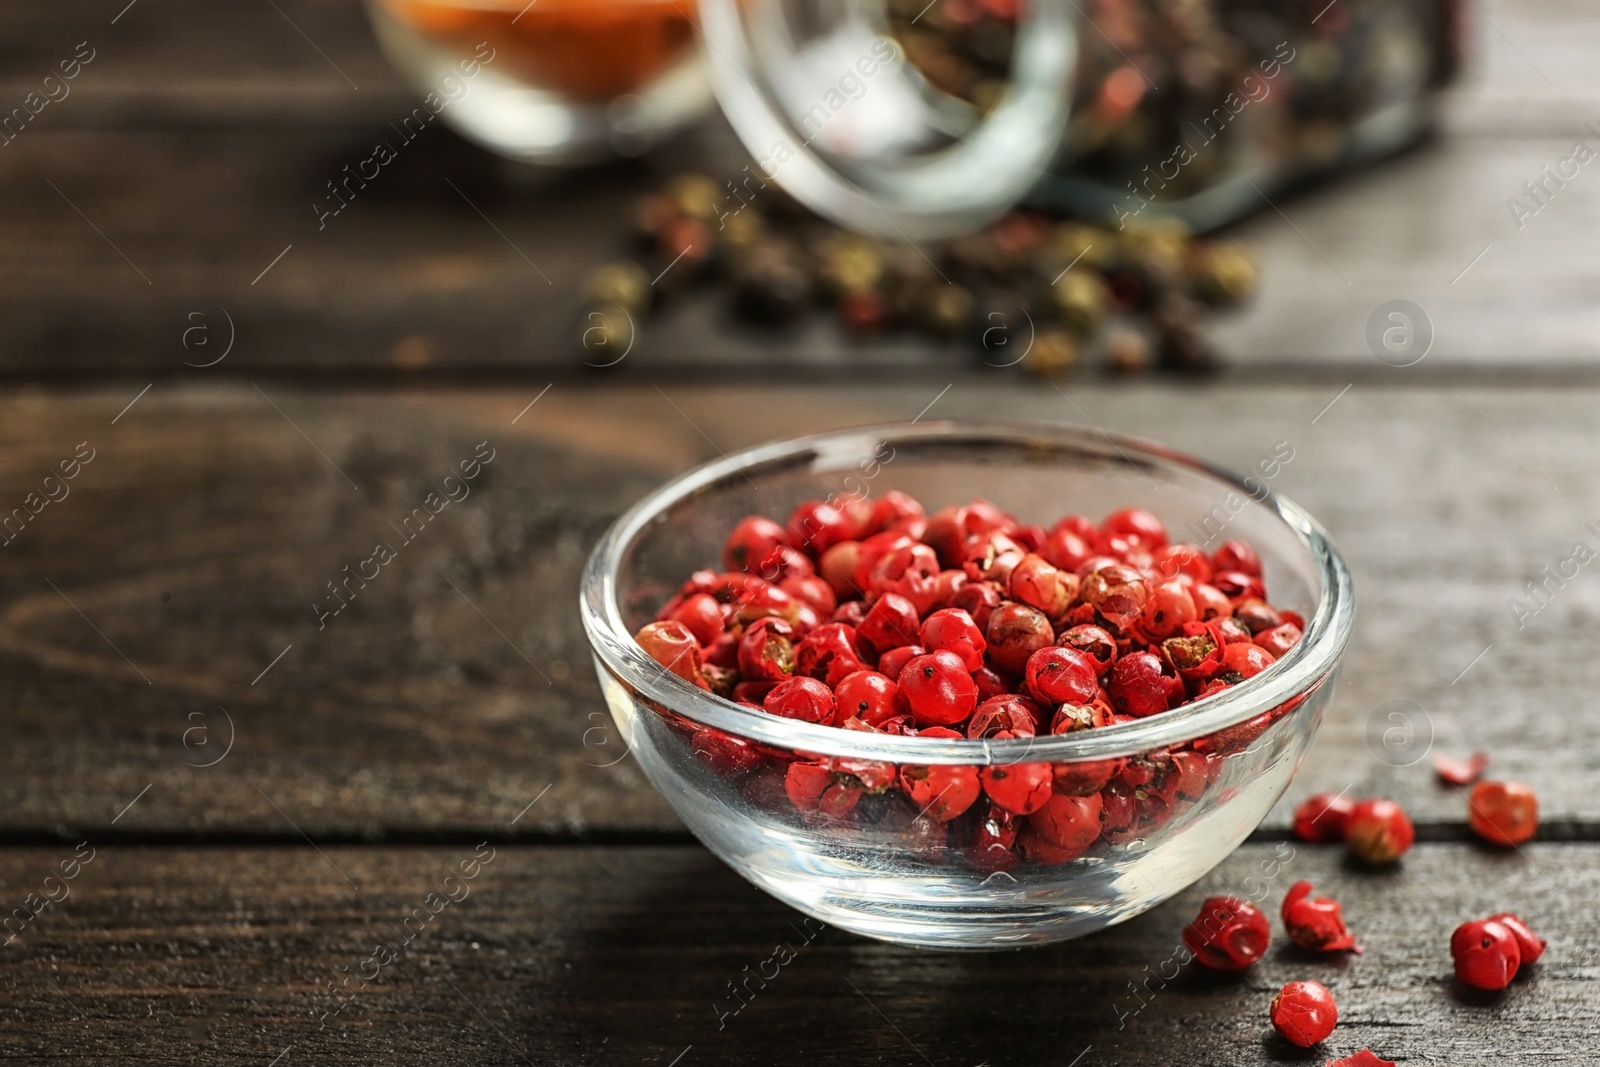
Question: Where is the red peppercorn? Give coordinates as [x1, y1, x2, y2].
[919, 607, 988, 671]
[1040, 526, 1095, 572]
[1254, 622, 1302, 658]
[1189, 582, 1233, 620]
[1058, 623, 1118, 672]
[785, 760, 859, 817]
[1049, 700, 1112, 734]
[1212, 569, 1266, 601]
[857, 592, 921, 653]
[1233, 597, 1283, 635]
[1211, 539, 1261, 576]
[868, 542, 942, 614]
[1182, 896, 1271, 971]
[1281, 881, 1360, 953]
[1468, 780, 1538, 846]
[715, 572, 797, 627]
[1026, 791, 1102, 853]
[1009, 553, 1077, 618]
[781, 573, 836, 616]
[1139, 578, 1197, 640]
[967, 694, 1041, 739]
[732, 679, 777, 706]
[763, 676, 836, 725]
[1270, 980, 1337, 1047]
[635, 620, 710, 689]
[1451, 917, 1522, 990]
[984, 601, 1054, 674]
[1160, 630, 1222, 686]
[1220, 641, 1277, 679]
[876, 643, 926, 681]
[1151, 542, 1211, 584]
[723, 515, 791, 573]
[898, 649, 979, 726]
[829, 601, 869, 632]
[690, 726, 764, 777]
[921, 505, 976, 568]
[1023, 645, 1101, 706]
[1345, 798, 1414, 864]
[793, 622, 869, 687]
[1049, 755, 1122, 797]
[833, 670, 900, 728]
[787, 499, 860, 557]
[928, 568, 968, 610]
[963, 530, 1026, 586]
[1155, 750, 1210, 809]
[1433, 751, 1488, 786]
[664, 592, 724, 647]
[1080, 563, 1149, 636]
[853, 529, 916, 590]
[971, 665, 1009, 702]
[965, 802, 1021, 872]
[1107, 651, 1184, 717]
[1291, 792, 1356, 843]
[868, 490, 925, 534]
[818, 540, 865, 598]
[737, 617, 797, 681]
[948, 580, 1003, 632]
[751, 543, 815, 584]
[1487, 912, 1546, 965]
[1101, 506, 1168, 549]
[1051, 513, 1102, 548]
[980, 755, 1054, 815]
[899, 762, 981, 822]
[1326, 1053, 1396, 1067]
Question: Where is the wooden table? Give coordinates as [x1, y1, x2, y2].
[4, 2, 1600, 1064]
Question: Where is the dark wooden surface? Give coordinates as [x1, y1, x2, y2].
[3, 843, 1596, 1065]
[4, 0, 1600, 1063]
[4, 381, 1599, 840]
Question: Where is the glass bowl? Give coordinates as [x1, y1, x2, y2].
[365, 0, 712, 165]
[580, 422, 1354, 949]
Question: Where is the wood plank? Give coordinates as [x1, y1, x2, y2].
[1, 842, 1594, 1064]
[9, 124, 1600, 375]
[1, 381, 1597, 837]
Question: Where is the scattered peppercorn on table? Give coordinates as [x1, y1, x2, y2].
[6, 0, 1600, 1063]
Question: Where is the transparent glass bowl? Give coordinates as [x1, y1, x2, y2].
[580, 422, 1354, 949]
[365, 0, 712, 165]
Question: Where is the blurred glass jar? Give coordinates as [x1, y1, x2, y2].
[366, 0, 714, 164]
[698, 0, 1464, 237]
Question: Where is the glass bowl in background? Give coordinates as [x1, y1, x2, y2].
[365, 0, 713, 164]
[580, 423, 1354, 949]
[698, 0, 1462, 236]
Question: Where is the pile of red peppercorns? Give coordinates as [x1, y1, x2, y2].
[1184, 874, 1546, 1059]
[633, 490, 1307, 871]
[1187, 754, 1547, 1058]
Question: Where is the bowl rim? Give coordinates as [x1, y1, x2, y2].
[579, 419, 1354, 766]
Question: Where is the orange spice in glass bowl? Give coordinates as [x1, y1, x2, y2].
[366, 0, 712, 164]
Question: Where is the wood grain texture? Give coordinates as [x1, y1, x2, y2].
[1, 842, 1595, 1065]
[2, 382, 1597, 838]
